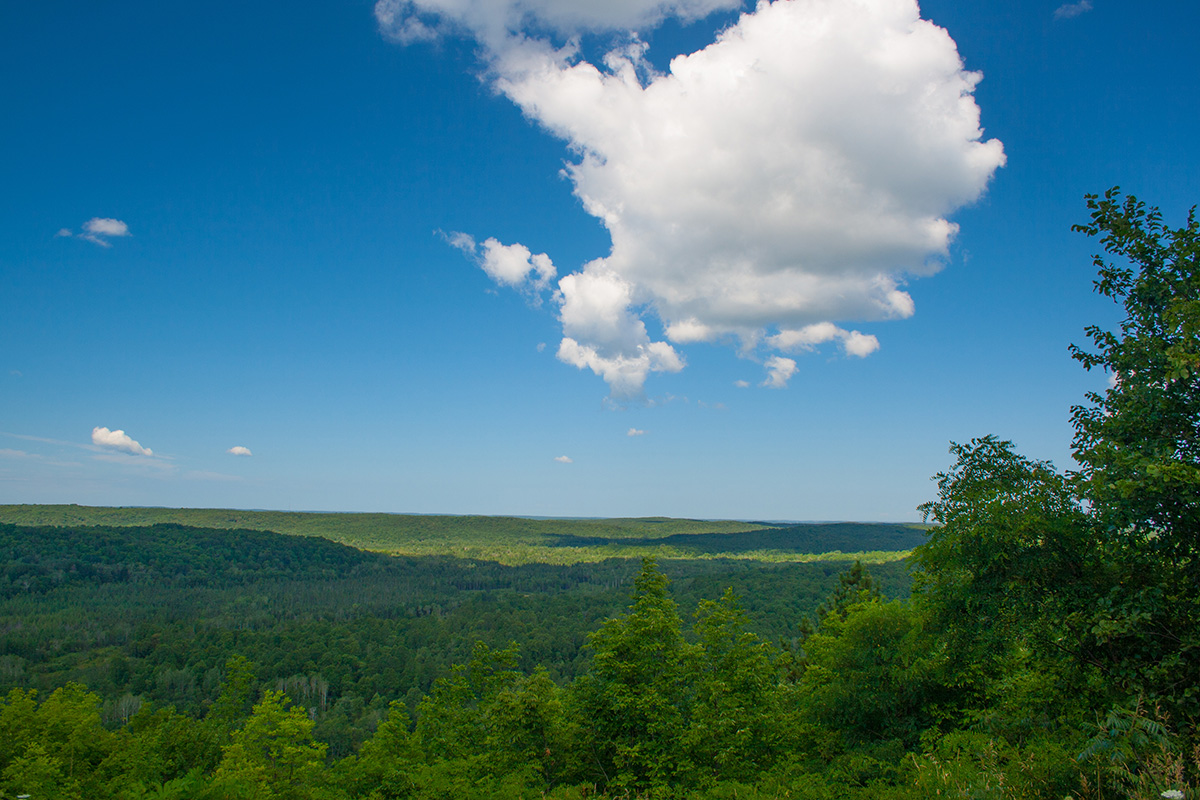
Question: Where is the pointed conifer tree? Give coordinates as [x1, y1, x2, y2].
[571, 558, 693, 792]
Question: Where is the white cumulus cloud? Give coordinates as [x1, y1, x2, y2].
[627, 427, 646, 436]
[227, 446, 253, 456]
[85, 218, 130, 237]
[76, 218, 131, 247]
[553, 265, 684, 397]
[843, 331, 881, 358]
[92, 426, 153, 456]
[554, 454, 573, 463]
[391, 0, 1004, 395]
[761, 356, 797, 389]
[767, 323, 880, 358]
[452, 232, 557, 293]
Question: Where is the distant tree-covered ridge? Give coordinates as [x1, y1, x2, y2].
[0, 506, 924, 564]
[546, 521, 927, 555]
[0, 522, 388, 597]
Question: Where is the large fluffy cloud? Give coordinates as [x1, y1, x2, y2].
[383, 0, 1004, 396]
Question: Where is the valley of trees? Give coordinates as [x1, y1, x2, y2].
[0, 520, 913, 721]
[1, 189, 1197, 798]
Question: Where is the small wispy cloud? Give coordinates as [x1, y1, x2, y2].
[761, 356, 798, 389]
[92, 426, 153, 456]
[92, 451, 175, 471]
[1054, 0, 1092, 19]
[554, 455, 573, 463]
[3, 429, 156, 468]
[733, 380, 750, 388]
[227, 446, 253, 456]
[60, 217, 132, 247]
[627, 428, 646, 437]
[3, 431, 79, 447]
[0, 448, 83, 468]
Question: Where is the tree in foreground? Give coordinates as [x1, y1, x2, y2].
[1067, 190, 1200, 722]
[912, 189, 1200, 797]
[571, 559, 693, 792]
[913, 436, 1093, 726]
[212, 689, 328, 799]
[1070, 188, 1200, 555]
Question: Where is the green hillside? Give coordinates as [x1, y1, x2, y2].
[0, 505, 923, 564]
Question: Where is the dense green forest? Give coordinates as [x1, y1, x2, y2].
[1, 190, 1197, 798]
[0, 521, 912, 719]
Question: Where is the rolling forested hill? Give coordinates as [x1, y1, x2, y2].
[0, 505, 924, 563]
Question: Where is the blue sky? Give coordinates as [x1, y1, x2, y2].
[1, 0, 1196, 520]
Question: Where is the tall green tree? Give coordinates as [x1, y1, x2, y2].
[0, 688, 40, 776]
[413, 641, 565, 787]
[0, 684, 116, 800]
[1067, 190, 1200, 720]
[814, 560, 881, 626]
[911, 437, 1096, 731]
[337, 700, 421, 800]
[98, 704, 209, 794]
[212, 689, 328, 800]
[571, 558, 693, 792]
[799, 599, 937, 747]
[912, 189, 1200, 742]
[2, 742, 83, 800]
[1069, 188, 1200, 556]
[686, 589, 790, 784]
[913, 438, 1091, 652]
